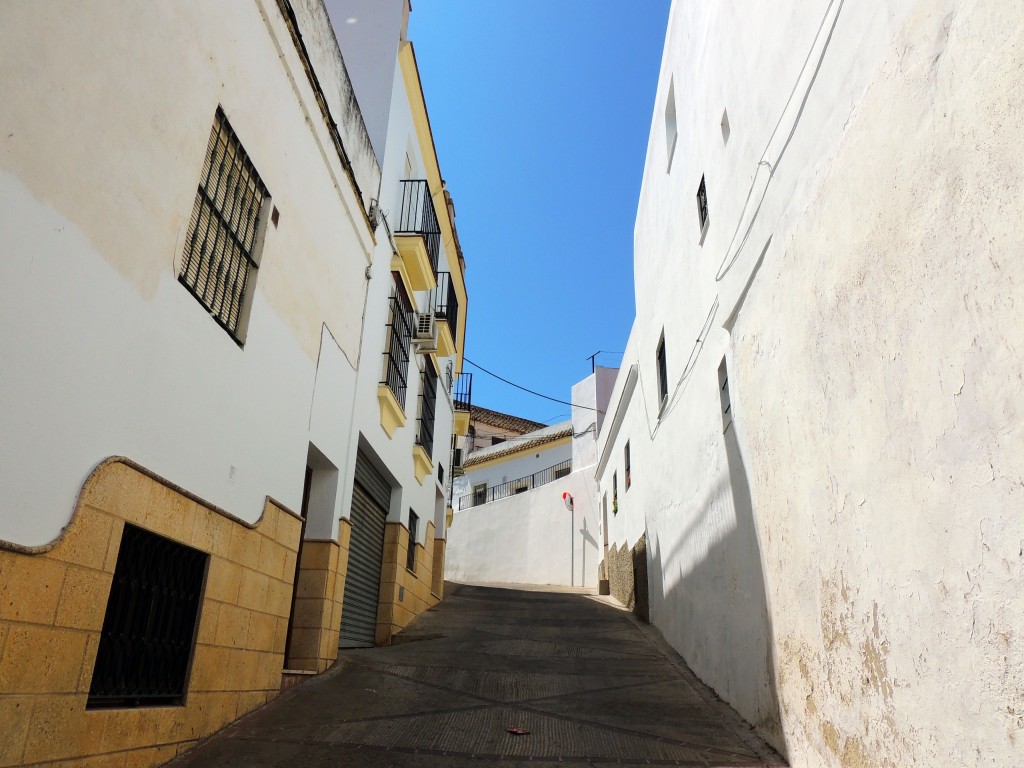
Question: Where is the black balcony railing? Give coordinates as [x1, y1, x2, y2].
[381, 289, 414, 409]
[453, 372, 472, 412]
[416, 362, 438, 458]
[458, 459, 572, 510]
[395, 179, 440, 282]
[433, 271, 459, 339]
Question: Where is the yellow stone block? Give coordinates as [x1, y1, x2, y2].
[228, 526, 262, 571]
[55, 567, 113, 631]
[247, 611, 279, 653]
[205, 559, 242, 604]
[190, 645, 230, 692]
[266, 577, 293, 618]
[195, 600, 220, 645]
[144, 483, 196, 544]
[298, 542, 333, 570]
[256, 505, 279, 544]
[289, 597, 326, 632]
[226, 648, 260, 692]
[0, 553, 66, 625]
[338, 519, 352, 550]
[124, 744, 177, 768]
[274, 616, 289, 650]
[0, 695, 32, 767]
[295, 567, 327, 600]
[191, 512, 234, 558]
[23, 694, 101, 763]
[54, 507, 115, 571]
[237, 568, 269, 613]
[213, 604, 250, 650]
[0, 626, 88, 694]
[258, 539, 287, 582]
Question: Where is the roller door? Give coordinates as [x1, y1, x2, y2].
[339, 451, 390, 648]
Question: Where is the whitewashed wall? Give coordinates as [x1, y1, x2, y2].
[445, 467, 600, 588]
[597, 0, 1024, 765]
[0, 1, 375, 547]
[452, 437, 571, 511]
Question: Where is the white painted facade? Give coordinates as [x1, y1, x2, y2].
[451, 422, 572, 511]
[596, 0, 1024, 765]
[0, 0, 378, 548]
[335, 31, 462, 548]
[445, 467, 599, 589]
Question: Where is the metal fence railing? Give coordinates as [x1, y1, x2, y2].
[458, 459, 572, 510]
[395, 179, 440, 282]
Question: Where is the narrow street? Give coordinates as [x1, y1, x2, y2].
[173, 584, 785, 767]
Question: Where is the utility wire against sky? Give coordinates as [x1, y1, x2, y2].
[463, 356, 603, 413]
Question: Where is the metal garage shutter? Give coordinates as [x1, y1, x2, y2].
[339, 452, 390, 648]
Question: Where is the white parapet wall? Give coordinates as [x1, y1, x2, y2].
[445, 467, 600, 588]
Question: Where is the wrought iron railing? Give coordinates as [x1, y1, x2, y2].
[381, 291, 413, 409]
[416, 362, 438, 458]
[395, 179, 440, 282]
[433, 271, 459, 340]
[458, 459, 572, 510]
[88, 524, 208, 708]
[453, 372, 472, 413]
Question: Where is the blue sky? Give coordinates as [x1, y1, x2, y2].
[409, 1, 670, 424]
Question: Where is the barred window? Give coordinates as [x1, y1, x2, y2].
[407, 510, 419, 572]
[179, 107, 269, 344]
[88, 525, 208, 708]
[381, 275, 414, 408]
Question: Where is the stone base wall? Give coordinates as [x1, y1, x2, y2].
[285, 519, 351, 672]
[375, 521, 441, 644]
[604, 532, 648, 621]
[0, 458, 301, 768]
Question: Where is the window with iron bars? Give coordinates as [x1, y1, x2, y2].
[179, 107, 269, 344]
[696, 175, 709, 236]
[407, 510, 419, 572]
[381, 275, 414, 409]
[88, 524, 208, 708]
[417, 359, 438, 458]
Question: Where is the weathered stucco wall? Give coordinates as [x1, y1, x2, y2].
[597, 0, 1024, 765]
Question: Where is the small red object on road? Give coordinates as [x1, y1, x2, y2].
[506, 727, 530, 735]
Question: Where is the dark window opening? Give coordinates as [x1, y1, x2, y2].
[613, 471, 618, 515]
[656, 335, 668, 412]
[179, 107, 269, 344]
[624, 441, 631, 490]
[381, 275, 414, 408]
[719, 357, 732, 432]
[697, 175, 710, 236]
[490, 436, 505, 446]
[88, 524, 208, 708]
[407, 510, 419, 572]
[416, 359, 438, 457]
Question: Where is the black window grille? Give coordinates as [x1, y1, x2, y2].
[453, 372, 473, 413]
[395, 179, 440, 281]
[433, 271, 459, 340]
[417, 360, 438, 458]
[624, 441, 632, 490]
[381, 276, 414, 409]
[696, 175, 709, 231]
[407, 510, 419, 572]
[88, 524, 208, 708]
[179, 108, 269, 343]
[656, 335, 668, 409]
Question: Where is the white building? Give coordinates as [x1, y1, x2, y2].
[0, 1, 467, 764]
[595, 0, 1024, 766]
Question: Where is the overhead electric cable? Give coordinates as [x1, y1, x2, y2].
[463, 356, 603, 413]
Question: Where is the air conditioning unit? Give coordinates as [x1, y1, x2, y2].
[413, 312, 438, 353]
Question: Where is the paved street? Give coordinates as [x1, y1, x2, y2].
[173, 584, 785, 767]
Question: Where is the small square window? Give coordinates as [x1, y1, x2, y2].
[179, 107, 270, 345]
[656, 334, 668, 413]
[696, 175, 709, 242]
[407, 510, 419, 572]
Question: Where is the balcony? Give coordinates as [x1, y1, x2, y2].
[432, 271, 459, 358]
[452, 372, 472, 436]
[458, 459, 572, 510]
[392, 179, 440, 294]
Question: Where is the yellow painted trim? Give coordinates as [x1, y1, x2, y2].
[453, 410, 471, 437]
[394, 234, 437, 293]
[436, 319, 455, 358]
[390, 255, 416, 303]
[377, 384, 406, 437]
[399, 42, 467, 372]
[445, 507, 454, 529]
[462, 435, 572, 473]
[412, 444, 433, 485]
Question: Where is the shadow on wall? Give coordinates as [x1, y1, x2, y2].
[647, 425, 788, 758]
